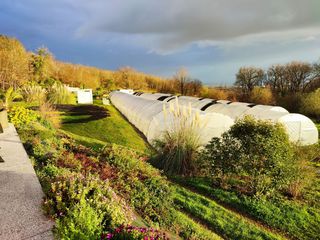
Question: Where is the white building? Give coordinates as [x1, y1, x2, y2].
[66, 86, 93, 104]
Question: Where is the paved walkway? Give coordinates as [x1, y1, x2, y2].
[0, 124, 54, 240]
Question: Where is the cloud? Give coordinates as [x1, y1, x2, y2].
[76, 0, 320, 53]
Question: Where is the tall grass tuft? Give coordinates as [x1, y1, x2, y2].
[152, 98, 202, 176]
[22, 84, 47, 104]
[39, 101, 61, 128]
[47, 83, 76, 105]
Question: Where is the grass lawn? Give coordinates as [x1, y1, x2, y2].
[58, 104, 150, 152]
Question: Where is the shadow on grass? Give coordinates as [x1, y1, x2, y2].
[55, 104, 110, 124]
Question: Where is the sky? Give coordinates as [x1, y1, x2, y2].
[1, 0, 320, 85]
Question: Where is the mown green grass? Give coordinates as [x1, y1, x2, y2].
[172, 210, 222, 240]
[173, 176, 320, 240]
[173, 186, 283, 240]
[60, 104, 149, 152]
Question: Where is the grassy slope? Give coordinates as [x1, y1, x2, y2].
[173, 186, 284, 240]
[60, 104, 149, 152]
[173, 176, 320, 240]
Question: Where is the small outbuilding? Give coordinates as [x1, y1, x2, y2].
[66, 86, 93, 104]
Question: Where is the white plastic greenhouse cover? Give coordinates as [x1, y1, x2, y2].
[217, 100, 232, 104]
[147, 109, 234, 144]
[206, 104, 251, 120]
[229, 102, 251, 106]
[176, 96, 200, 105]
[111, 91, 318, 146]
[139, 93, 171, 101]
[278, 114, 318, 145]
[110, 91, 234, 145]
[192, 98, 217, 110]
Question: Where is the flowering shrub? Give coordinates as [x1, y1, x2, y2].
[101, 225, 168, 240]
[8, 105, 53, 129]
[43, 172, 132, 227]
[56, 199, 104, 240]
[8, 106, 39, 128]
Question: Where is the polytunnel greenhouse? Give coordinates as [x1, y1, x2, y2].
[110, 91, 234, 144]
[110, 91, 319, 146]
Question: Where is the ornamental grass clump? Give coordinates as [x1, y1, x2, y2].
[22, 84, 47, 104]
[152, 98, 202, 176]
[47, 83, 76, 104]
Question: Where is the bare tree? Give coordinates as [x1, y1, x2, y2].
[174, 67, 190, 95]
[187, 79, 203, 96]
[235, 67, 265, 98]
[284, 61, 313, 93]
[267, 65, 289, 96]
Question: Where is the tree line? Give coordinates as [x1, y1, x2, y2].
[0, 34, 319, 118]
[235, 62, 320, 99]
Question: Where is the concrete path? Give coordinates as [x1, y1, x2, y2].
[0, 124, 54, 240]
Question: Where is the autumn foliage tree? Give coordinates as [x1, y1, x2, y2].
[0, 35, 29, 90]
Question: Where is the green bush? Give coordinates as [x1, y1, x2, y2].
[8, 106, 54, 130]
[43, 172, 130, 228]
[55, 199, 104, 240]
[202, 116, 296, 197]
[8, 106, 38, 128]
[300, 89, 320, 120]
[276, 93, 302, 113]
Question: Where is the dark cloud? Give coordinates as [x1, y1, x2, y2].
[0, 0, 319, 85]
[78, 0, 320, 51]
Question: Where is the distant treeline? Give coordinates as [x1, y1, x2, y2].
[0, 34, 319, 117]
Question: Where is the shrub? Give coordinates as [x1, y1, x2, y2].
[249, 86, 274, 105]
[202, 116, 296, 197]
[47, 83, 76, 104]
[43, 172, 131, 228]
[285, 144, 319, 199]
[276, 93, 302, 113]
[8, 106, 39, 128]
[300, 89, 320, 120]
[55, 199, 104, 240]
[8, 106, 54, 131]
[201, 87, 229, 100]
[152, 100, 201, 175]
